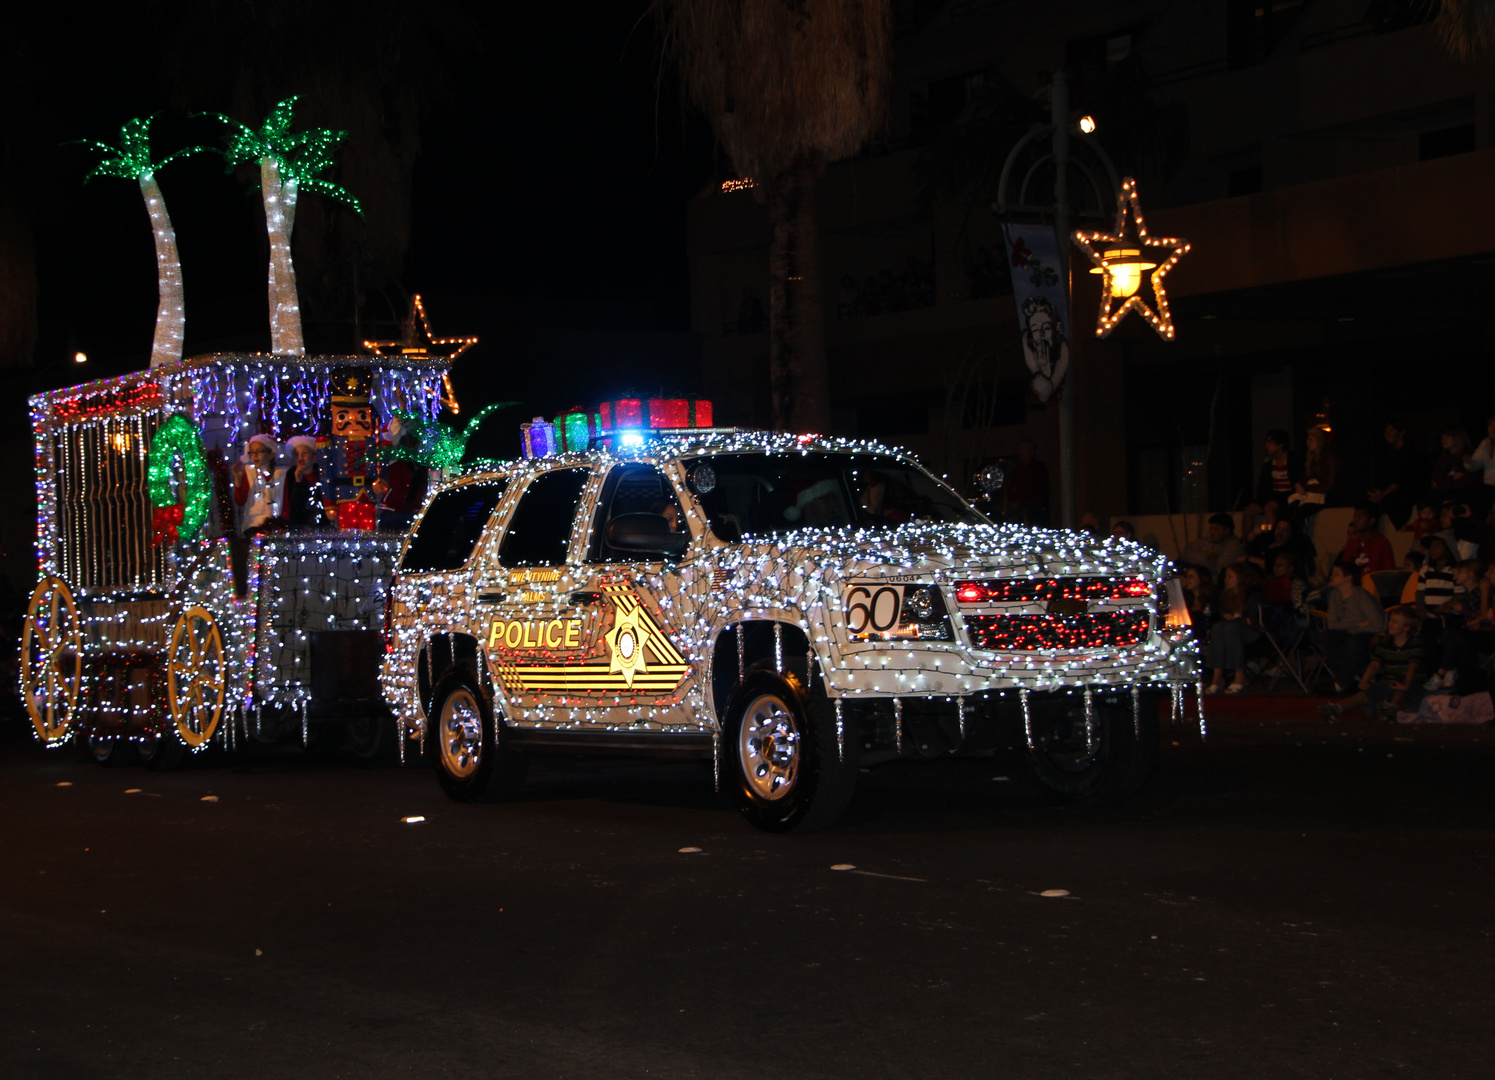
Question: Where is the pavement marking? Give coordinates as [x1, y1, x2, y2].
[830, 865, 926, 882]
[124, 788, 141, 794]
[677, 846, 702, 853]
[401, 815, 426, 824]
[55, 782, 72, 787]
[200, 795, 219, 802]
[1040, 889, 1071, 898]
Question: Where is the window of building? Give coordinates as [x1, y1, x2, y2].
[1227, 166, 1263, 196]
[1227, 0, 1309, 70]
[1419, 123, 1476, 161]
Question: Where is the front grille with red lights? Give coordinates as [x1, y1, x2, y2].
[963, 611, 1150, 652]
[952, 577, 1151, 605]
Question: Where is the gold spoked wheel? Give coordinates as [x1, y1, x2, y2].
[21, 576, 83, 742]
[166, 606, 226, 748]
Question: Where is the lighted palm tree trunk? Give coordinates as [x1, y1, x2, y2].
[260, 157, 304, 355]
[140, 174, 186, 368]
[767, 164, 829, 432]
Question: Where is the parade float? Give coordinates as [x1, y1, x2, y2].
[20, 100, 478, 765]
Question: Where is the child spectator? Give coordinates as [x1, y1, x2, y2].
[1340, 502, 1394, 576]
[1204, 561, 1262, 695]
[1312, 563, 1385, 692]
[1417, 537, 1457, 613]
[1424, 559, 1490, 691]
[1319, 606, 1425, 722]
[1430, 427, 1478, 499]
[1260, 551, 1308, 644]
[1405, 501, 1439, 552]
[1180, 564, 1213, 636]
[1248, 429, 1300, 526]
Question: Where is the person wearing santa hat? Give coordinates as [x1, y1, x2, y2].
[232, 434, 288, 536]
[284, 435, 331, 530]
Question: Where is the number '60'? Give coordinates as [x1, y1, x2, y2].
[845, 586, 901, 634]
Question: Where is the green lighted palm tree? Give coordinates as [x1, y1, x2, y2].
[81, 117, 206, 368]
[214, 96, 362, 355]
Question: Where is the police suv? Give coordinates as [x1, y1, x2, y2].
[381, 420, 1197, 832]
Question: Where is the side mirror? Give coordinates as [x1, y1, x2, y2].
[606, 513, 689, 556]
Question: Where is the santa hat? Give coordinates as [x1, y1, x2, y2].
[284, 435, 318, 456]
[782, 479, 840, 522]
[241, 433, 280, 465]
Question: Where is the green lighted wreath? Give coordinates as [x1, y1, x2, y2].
[148, 415, 212, 542]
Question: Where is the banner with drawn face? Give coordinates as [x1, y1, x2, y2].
[1003, 226, 1070, 403]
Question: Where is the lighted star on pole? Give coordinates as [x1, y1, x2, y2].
[363, 294, 478, 412]
[1071, 177, 1190, 340]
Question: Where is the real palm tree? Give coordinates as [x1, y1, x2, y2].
[1437, 0, 1495, 57]
[214, 97, 362, 356]
[657, 0, 892, 433]
[80, 117, 205, 368]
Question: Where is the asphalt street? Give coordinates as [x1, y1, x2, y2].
[2, 713, 1491, 1079]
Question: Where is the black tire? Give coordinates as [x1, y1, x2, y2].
[1022, 692, 1160, 804]
[723, 670, 858, 833]
[345, 712, 399, 762]
[83, 733, 139, 767]
[139, 730, 188, 772]
[428, 669, 524, 803]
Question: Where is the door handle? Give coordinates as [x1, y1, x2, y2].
[477, 590, 507, 604]
[568, 591, 602, 606]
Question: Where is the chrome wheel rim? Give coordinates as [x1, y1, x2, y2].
[439, 689, 483, 779]
[738, 692, 801, 802]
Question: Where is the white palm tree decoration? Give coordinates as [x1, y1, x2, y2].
[215, 97, 362, 355]
[81, 117, 205, 368]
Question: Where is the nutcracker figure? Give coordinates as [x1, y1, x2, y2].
[318, 367, 379, 531]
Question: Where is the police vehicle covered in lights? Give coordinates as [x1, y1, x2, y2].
[381, 406, 1199, 832]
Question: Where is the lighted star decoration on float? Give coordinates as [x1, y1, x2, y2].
[363, 294, 477, 413]
[1071, 177, 1190, 340]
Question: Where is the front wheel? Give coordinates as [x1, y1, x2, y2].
[724, 671, 857, 833]
[428, 671, 524, 803]
[1023, 692, 1160, 804]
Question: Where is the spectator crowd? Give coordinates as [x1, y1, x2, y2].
[1169, 416, 1495, 721]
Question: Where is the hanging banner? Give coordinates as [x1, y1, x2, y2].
[1003, 225, 1070, 402]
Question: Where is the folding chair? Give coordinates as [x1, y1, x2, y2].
[1259, 610, 1324, 692]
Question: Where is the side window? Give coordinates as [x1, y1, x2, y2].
[587, 464, 685, 562]
[498, 468, 590, 568]
[399, 480, 507, 573]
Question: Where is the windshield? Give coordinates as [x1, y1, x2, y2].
[684, 452, 986, 539]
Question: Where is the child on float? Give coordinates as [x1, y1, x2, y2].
[1319, 605, 1426, 722]
[232, 434, 287, 536]
[283, 435, 331, 529]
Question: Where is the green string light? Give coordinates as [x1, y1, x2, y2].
[79, 115, 209, 183]
[148, 415, 212, 541]
[211, 96, 363, 214]
[381, 401, 518, 474]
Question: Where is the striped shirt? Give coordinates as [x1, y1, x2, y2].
[1369, 635, 1425, 685]
[1419, 566, 1457, 609]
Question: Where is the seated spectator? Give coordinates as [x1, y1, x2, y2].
[1439, 500, 1480, 561]
[1182, 512, 1247, 582]
[1291, 425, 1342, 514]
[1110, 520, 1137, 542]
[1179, 563, 1213, 634]
[1246, 516, 1317, 576]
[1368, 418, 1423, 529]
[1260, 551, 1309, 643]
[1204, 561, 1263, 695]
[1424, 559, 1492, 691]
[1430, 427, 1479, 500]
[1404, 501, 1439, 551]
[1340, 502, 1395, 576]
[1312, 563, 1385, 692]
[1319, 605, 1425, 722]
[1246, 429, 1300, 527]
[1417, 537, 1458, 613]
[1467, 414, 1495, 517]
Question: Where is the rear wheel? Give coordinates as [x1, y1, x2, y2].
[428, 670, 524, 803]
[724, 670, 857, 833]
[1023, 692, 1159, 804]
[139, 730, 189, 772]
[81, 733, 138, 767]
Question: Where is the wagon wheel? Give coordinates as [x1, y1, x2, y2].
[166, 606, 226, 748]
[21, 576, 83, 742]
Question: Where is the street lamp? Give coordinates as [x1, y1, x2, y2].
[1090, 248, 1156, 298]
[991, 72, 1119, 530]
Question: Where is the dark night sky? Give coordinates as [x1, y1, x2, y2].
[11, 2, 716, 409]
